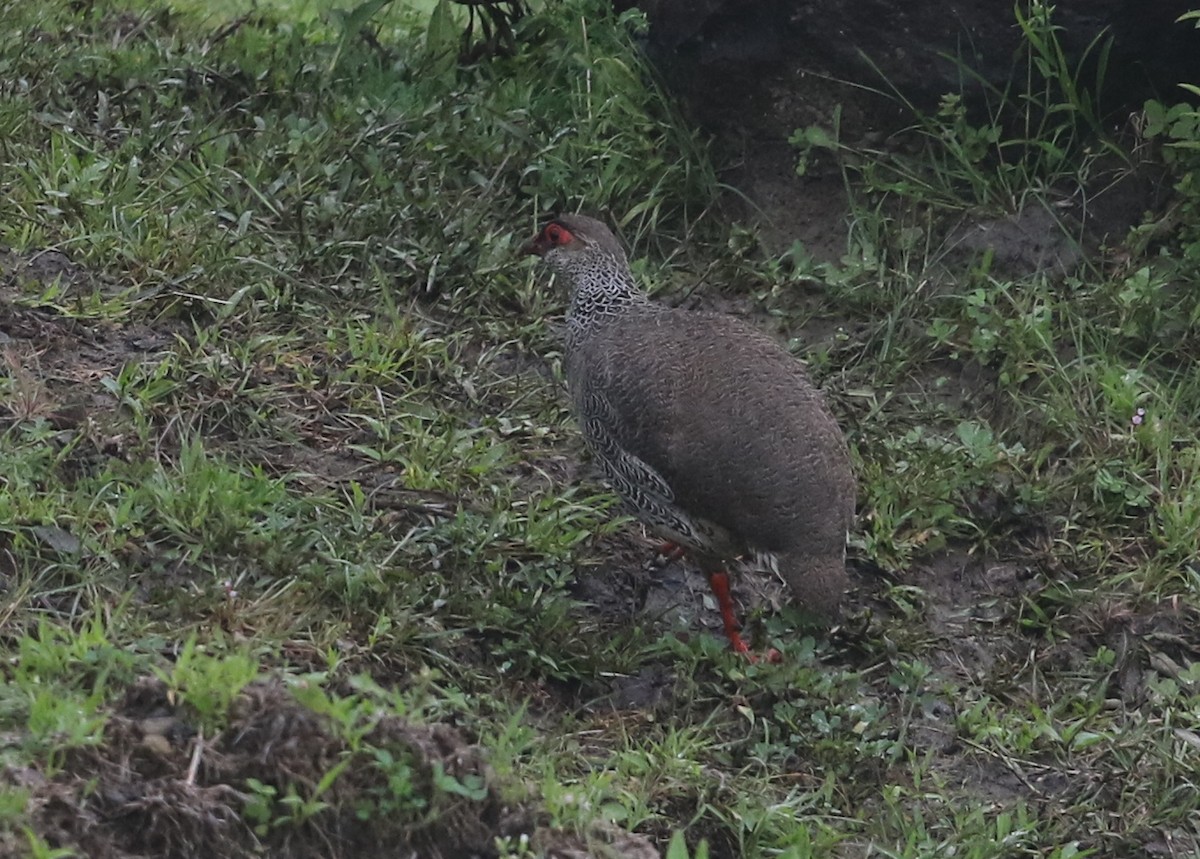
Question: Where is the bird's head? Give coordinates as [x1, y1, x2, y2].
[521, 214, 628, 277]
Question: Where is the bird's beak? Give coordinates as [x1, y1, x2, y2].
[520, 234, 547, 256]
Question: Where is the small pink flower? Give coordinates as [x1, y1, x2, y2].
[1131, 407, 1146, 427]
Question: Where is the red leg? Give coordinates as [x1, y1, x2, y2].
[707, 571, 752, 656]
[706, 571, 782, 664]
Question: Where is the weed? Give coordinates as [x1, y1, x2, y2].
[154, 635, 260, 733]
[20, 830, 77, 859]
[799, 1, 1122, 213]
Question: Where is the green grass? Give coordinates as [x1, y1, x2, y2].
[2, 0, 1200, 856]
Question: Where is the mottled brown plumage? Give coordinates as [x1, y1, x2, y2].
[523, 214, 855, 650]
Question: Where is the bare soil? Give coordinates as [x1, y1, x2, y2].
[19, 675, 659, 859]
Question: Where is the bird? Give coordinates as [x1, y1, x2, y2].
[522, 214, 855, 658]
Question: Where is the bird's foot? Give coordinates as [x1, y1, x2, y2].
[707, 570, 782, 664]
[654, 540, 687, 563]
[726, 631, 782, 664]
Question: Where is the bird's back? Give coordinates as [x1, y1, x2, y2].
[568, 305, 855, 569]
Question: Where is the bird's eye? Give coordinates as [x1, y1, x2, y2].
[545, 223, 573, 245]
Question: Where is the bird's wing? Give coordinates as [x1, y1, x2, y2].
[588, 316, 833, 540]
[578, 385, 676, 503]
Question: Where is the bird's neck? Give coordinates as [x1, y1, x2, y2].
[564, 263, 652, 340]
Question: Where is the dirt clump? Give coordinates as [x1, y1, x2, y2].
[16, 677, 659, 859]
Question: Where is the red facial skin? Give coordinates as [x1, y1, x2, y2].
[521, 221, 575, 256]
